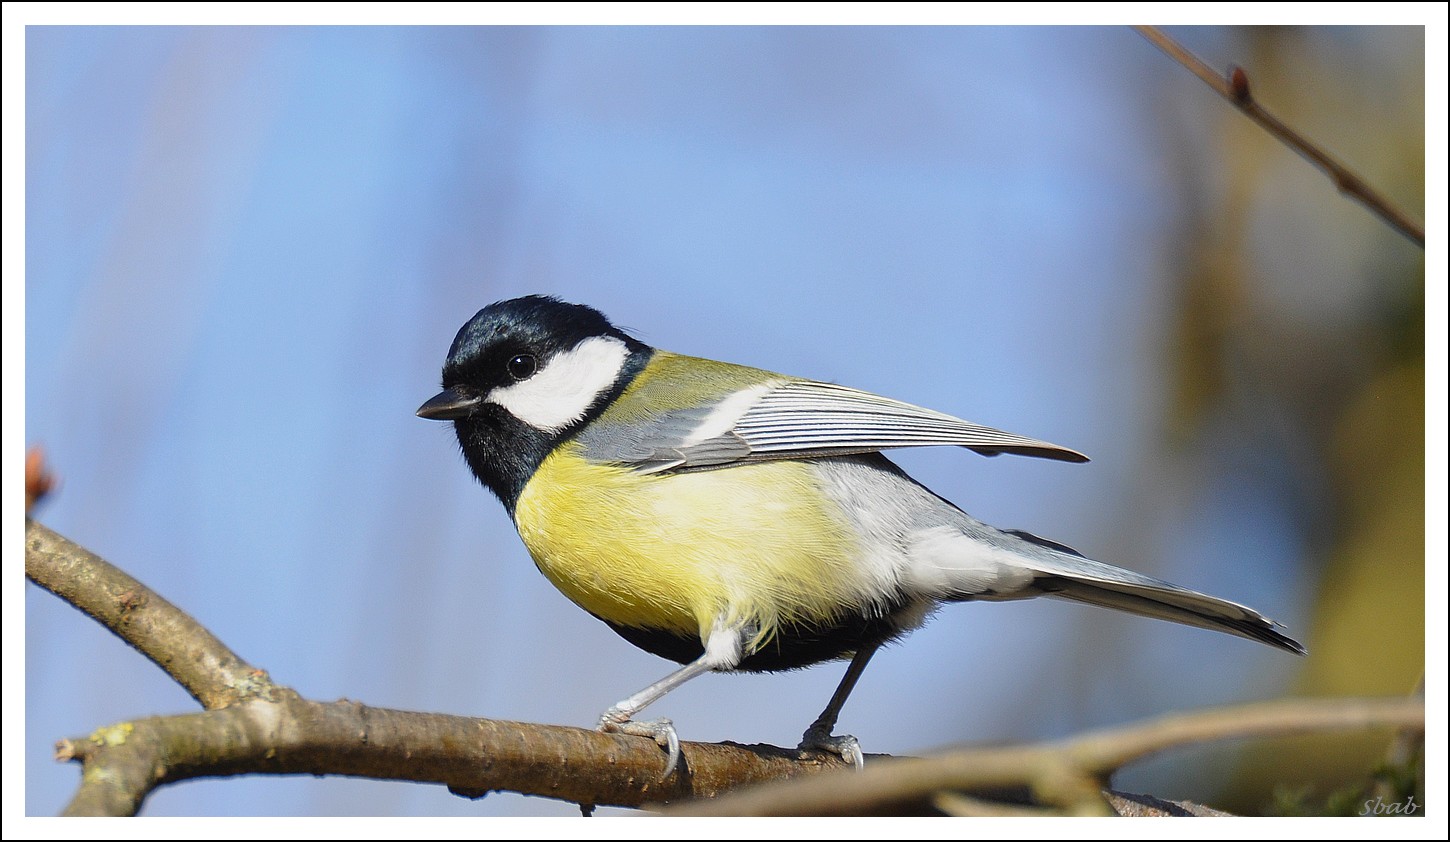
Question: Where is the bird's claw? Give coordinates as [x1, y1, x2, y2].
[799, 727, 865, 770]
[598, 714, 681, 779]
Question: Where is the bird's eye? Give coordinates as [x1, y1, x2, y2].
[507, 353, 537, 380]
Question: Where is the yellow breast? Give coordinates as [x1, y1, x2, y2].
[513, 442, 866, 650]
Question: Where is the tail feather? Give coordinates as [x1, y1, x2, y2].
[1037, 575, 1305, 655]
[988, 530, 1306, 655]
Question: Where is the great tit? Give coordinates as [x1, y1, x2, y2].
[418, 295, 1304, 776]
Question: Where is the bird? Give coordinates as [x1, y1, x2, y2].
[417, 294, 1304, 777]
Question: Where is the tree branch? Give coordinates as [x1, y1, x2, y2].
[29, 518, 1423, 816]
[28, 518, 852, 815]
[52, 698, 839, 817]
[661, 696, 1424, 816]
[1133, 25, 1424, 247]
[25, 519, 276, 710]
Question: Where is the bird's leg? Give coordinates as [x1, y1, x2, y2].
[597, 623, 744, 779]
[798, 642, 880, 769]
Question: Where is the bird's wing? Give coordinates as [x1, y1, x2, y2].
[578, 376, 1088, 474]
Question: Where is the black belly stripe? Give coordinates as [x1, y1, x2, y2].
[602, 606, 912, 673]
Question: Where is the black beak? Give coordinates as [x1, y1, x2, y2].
[416, 387, 484, 420]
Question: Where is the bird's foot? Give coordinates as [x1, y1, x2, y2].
[799, 725, 865, 770]
[598, 711, 681, 779]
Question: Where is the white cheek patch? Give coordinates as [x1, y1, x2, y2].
[487, 336, 629, 432]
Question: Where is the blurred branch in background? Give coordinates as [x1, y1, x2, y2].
[664, 696, 1423, 817]
[1134, 25, 1424, 246]
[1147, 26, 1425, 814]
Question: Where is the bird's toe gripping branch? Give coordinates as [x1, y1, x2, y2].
[799, 725, 866, 771]
[598, 712, 682, 779]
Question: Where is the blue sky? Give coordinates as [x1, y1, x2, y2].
[12, 17, 1440, 820]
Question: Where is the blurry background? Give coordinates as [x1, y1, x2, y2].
[22, 25, 1427, 816]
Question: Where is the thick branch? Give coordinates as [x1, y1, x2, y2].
[53, 698, 840, 816]
[25, 519, 277, 709]
[663, 696, 1424, 816]
[1134, 25, 1424, 247]
[31, 518, 852, 815]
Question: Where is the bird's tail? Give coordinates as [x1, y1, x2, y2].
[985, 530, 1306, 655]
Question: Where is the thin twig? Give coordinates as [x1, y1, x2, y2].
[936, 789, 1233, 817]
[25, 446, 57, 513]
[1134, 25, 1423, 247]
[1102, 790, 1231, 817]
